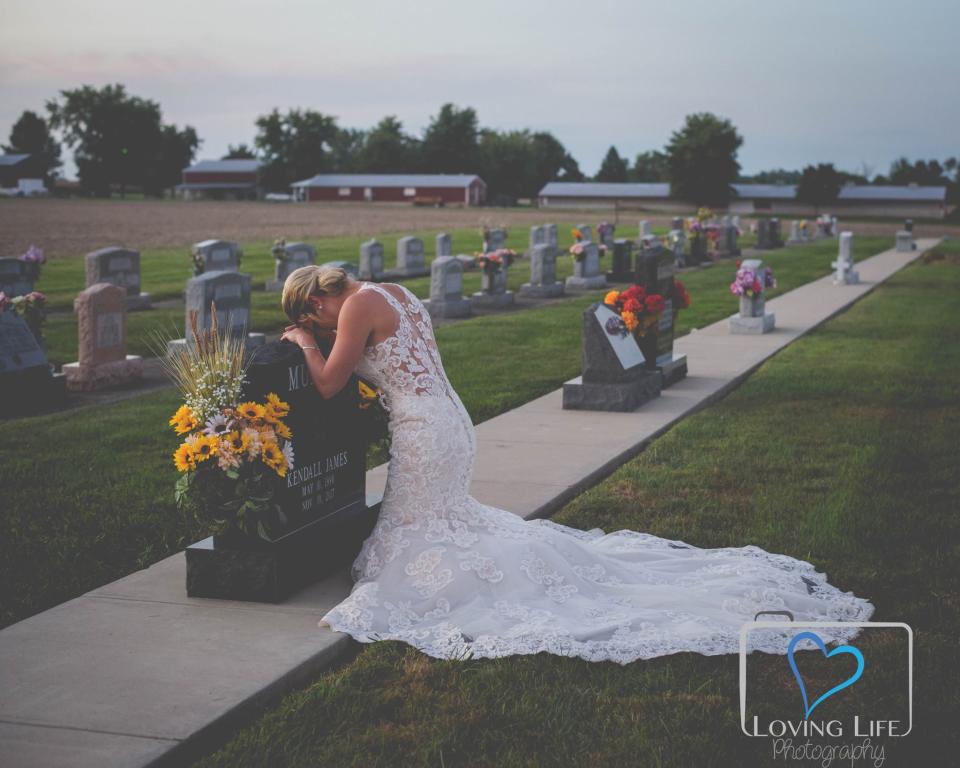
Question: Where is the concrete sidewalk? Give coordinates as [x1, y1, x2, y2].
[0, 239, 938, 767]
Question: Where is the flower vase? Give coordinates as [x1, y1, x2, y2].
[635, 328, 659, 371]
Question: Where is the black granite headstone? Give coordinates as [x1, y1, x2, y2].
[185, 340, 378, 602]
[606, 239, 634, 282]
[0, 312, 66, 417]
[635, 243, 688, 386]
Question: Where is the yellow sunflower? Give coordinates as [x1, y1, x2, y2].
[224, 430, 250, 455]
[265, 392, 290, 417]
[273, 420, 292, 440]
[173, 442, 196, 472]
[237, 401, 266, 421]
[169, 405, 199, 435]
[260, 440, 286, 476]
[192, 434, 219, 463]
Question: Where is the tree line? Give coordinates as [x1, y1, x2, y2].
[4, 83, 957, 207]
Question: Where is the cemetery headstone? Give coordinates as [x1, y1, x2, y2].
[392, 236, 429, 278]
[472, 256, 515, 307]
[756, 219, 775, 250]
[598, 223, 616, 249]
[62, 282, 143, 391]
[606, 239, 634, 282]
[484, 228, 508, 253]
[638, 220, 653, 238]
[0, 258, 34, 299]
[562, 302, 662, 411]
[167, 271, 266, 356]
[723, 221, 742, 256]
[423, 256, 472, 318]
[185, 341, 376, 601]
[671, 216, 684, 232]
[670, 229, 687, 268]
[904, 219, 914, 233]
[359, 239, 385, 280]
[788, 220, 803, 243]
[565, 241, 607, 291]
[729, 258, 776, 334]
[635, 241, 687, 385]
[831, 232, 860, 284]
[84, 247, 152, 310]
[575, 224, 594, 243]
[895, 230, 915, 252]
[319, 260, 359, 278]
[545, 224, 558, 248]
[192, 239, 242, 273]
[528, 225, 546, 255]
[519, 243, 564, 298]
[266, 241, 316, 292]
[0, 310, 66, 416]
[436, 233, 452, 257]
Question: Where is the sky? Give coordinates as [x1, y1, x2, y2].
[1, 0, 957, 180]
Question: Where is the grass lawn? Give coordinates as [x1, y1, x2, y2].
[31, 219, 767, 364]
[0, 235, 897, 630]
[182, 242, 959, 767]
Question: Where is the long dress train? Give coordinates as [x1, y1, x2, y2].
[319, 282, 874, 664]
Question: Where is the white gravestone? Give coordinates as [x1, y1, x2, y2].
[359, 240, 385, 280]
[423, 256, 472, 319]
[729, 258, 776, 334]
[266, 242, 316, 292]
[832, 232, 860, 284]
[520, 244, 564, 298]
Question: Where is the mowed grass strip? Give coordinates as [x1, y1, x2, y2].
[184, 247, 959, 767]
[0, 235, 902, 629]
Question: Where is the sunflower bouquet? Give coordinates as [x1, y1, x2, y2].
[157, 307, 294, 543]
[603, 285, 665, 339]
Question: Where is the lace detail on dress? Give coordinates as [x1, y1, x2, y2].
[320, 281, 876, 665]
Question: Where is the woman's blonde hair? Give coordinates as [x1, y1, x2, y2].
[281, 265, 351, 323]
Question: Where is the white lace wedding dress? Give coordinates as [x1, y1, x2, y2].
[319, 282, 875, 664]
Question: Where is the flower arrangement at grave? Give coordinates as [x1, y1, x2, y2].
[17, 244, 45, 281]
[597, 222, 614, 241]
[190, 248, 205, 277]
[358, 376, 391, 450]
[603, 285, 665, 339]
[474, 248, 516, 274]
[571, 227, 584, 242]
[271, 237, 288, 265]
[0, 290, 48, 345]
[673, 279, 691, 310]
[729, 262, 777, 299]
[479, 222, 508, 251]
[158, 306, 294, 543]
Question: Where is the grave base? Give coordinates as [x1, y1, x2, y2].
[729, 312, 776, 334]
[62, 355, 144, 392]
[185, 498, 379, 603]
[562, 372, 661, 412]
[471, 290, 515, 308]
[127, 293, 152, 311]
[422, 296, 473, 319]
[519, 281, 564, 298]
[565, 275, 608, 291]
[168, 333, 266, 357]
[831, 267, 860, 285]
[657, 353, 688, 387]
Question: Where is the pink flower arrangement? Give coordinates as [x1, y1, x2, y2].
[730, 266, 776, 298]
[569, 242, 586, 260]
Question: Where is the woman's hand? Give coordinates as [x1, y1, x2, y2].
[280, 323, 317, 348]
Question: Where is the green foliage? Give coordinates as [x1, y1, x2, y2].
[254, 108, 341, 192]
[595, 146, 628, 182]
[46, 83, 199, 197]
[2, 110, 62, 181]
[630, 150, 669, 182]
[796, 163, 843, 212]
[666, 112, 743, 206]
[420, 103, 480, 174]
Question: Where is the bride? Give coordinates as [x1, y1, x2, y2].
[279, 265, 874, 664]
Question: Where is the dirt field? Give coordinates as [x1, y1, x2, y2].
[1, 198, 956, 259]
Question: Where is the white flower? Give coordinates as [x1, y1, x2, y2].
[203, 412, 233, 437]
[281, 441, 295, 469]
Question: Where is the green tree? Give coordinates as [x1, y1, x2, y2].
[224, 143, 256, 159]
[630, 150, 669, 182]
[795, 163, 843, 213]
[3, 110, 62, 182]
[46, 83, 199, 197]
[356, 116, 420, 173]
[665, 112, 743, 205]
[254, 108, 340, 192]
[595, 146, 628, 182]
[476, 129, 582, 202]
[745, 168, 801, 184]
[420, 103, 479, 173]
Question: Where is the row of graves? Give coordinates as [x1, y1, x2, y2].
[785, 214, 840, 245]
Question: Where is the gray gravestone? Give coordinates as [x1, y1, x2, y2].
[168, 271, 265, 355]
[545, 224, 558, 248]
[192, 239, 242, 273]
[606, 239, 634, 282]
[562, 302, 662, 411]
[423, 256, 472, 318]
[436, 233, 452, 257]
[472, 254, 515, 307]
[575, 224, 594, 243]
[639, 220, 653, 238]
[319, 260, 359, 278]
[359, 239, 385, 280]
[756, 219, 774, 250]
[520, 244, 564, 298]
[394, 236, 429, 277]
[528, 225, 546, 253]
[895, 230, 915, 252]
[84, 247, 151, 310]
[266, 241, 316, 292]
[669, 229, 687, 268]
[565, 242, 607, 291]
[788, 221, 802, 243]
[635, 242, 687, 385]
[0, 258, 34, 299]
[598, 224, 616, 249]
[832, 232, 860, 284]
[484, 228, 508, 253]
[729, 258, 776, 334]
[0, 311, 66, 415]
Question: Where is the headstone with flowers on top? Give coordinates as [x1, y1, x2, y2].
[192, 239, 242, 274]
[565, 227, 607, 291]
[832, 232, 860, 284]
[266, 240, 316, 292]
[472, 249, 516, 307]
[597, 222, 616, 249]
[85, 246, 152, 310]
[0, 258, 34, 299]
[185, 340, 375, 602]
[729, 258, 776, 334]
[483, 227, 508, 253]
[562, 299, 662, 412]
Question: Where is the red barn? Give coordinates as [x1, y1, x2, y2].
[177, 159, 262, 200]
[291, 174, 486, 206]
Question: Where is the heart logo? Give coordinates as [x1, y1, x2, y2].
[787, 631, 864, 719]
